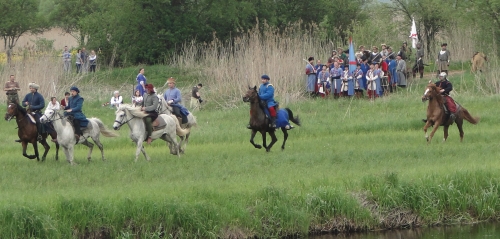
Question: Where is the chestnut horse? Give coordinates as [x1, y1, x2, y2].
[421, 83, 479, 143]
[4, 103, 59, 161]
[242, 86, 301, 152]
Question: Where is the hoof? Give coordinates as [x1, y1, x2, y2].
[255, 145, 262, 149]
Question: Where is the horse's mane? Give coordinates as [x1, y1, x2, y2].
[14, 103, 27, 116]
[117, 104, 149, 118]
[426, 83, 444, 105]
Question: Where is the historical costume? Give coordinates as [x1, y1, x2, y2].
[64, 86, 89, 141]
[413, 43, 425, 78]
[22, 83, 46, 140]
[305, 57, 316, 95]
[353, 65, 364, 98]
[258, 74, 277, 127]
[142, 84, 159, 144]
[396, 56, 407, 87]
[340, 67, 354, 97]
[330, 63, 343, 98]
[317, 67, 330, 98]
[437, 43, 451, 75]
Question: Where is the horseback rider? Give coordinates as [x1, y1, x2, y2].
[258, 74, 277, 128]
[141, 83, 159, 145]
[21, 83, 45, 142]
[163, 77, 188, 125]
[422, 72, 456, 122]
[64, 86, 89, 142]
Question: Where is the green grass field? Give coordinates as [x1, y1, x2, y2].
[1, 72, 500, 238]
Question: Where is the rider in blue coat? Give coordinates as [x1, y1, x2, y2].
[258, 74, 277, 127]
[22, 83, 45, 141]
[64, 86, 89, 141]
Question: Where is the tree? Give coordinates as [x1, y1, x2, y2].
[0, 0, 45, 62]
[49, 0, 96, 46]
[320, 0, 370, 44]
[390, 0, 452, 56]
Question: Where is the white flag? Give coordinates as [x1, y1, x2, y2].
[409, 18, 418, 49]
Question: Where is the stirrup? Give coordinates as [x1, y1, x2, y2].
[246, 124, 252, 129]
[37, 135, 43, 142]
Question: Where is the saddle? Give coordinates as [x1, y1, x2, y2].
[152, 116, 167, 131]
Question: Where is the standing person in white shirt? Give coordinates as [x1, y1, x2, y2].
[45, 97, 61, 113]
[110, 91, 123, 109]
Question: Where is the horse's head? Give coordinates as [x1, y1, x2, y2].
[242, 86, 258, 103]
[113, 106, 127, 130]
[40, 109, 56, 124]
[5, 103, 23, 121]
[422, 83, 442, 102]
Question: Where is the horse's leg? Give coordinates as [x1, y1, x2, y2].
[178, 135, 185, 154]
[54, 140, 60, 161]
[91, 137, 105, 161]
[136, 139, 149, 162]
[457, 120, 465, 142]
[423, 121, 432, 142]
[40, 138, 50, 162]
[249, 130, 262, 149]
[261, 130, 267, 148]
[32, 141, 40, 161]
[163, 133, 179, 157]
[281, 127, 288, 151]
[81, 140, 94, 162]
[22, 141, 36, 160]
[427, 122, 441, 144]
[63, 145, 76, 165]
[266, 130, 278, 152]
[443, 125, 449, 142]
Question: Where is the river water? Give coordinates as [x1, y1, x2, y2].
[313, 223, 499, 239]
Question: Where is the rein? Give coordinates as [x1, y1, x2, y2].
[114, 109, 136, 128]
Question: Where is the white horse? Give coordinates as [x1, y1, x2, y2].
[112, 104, 190, 162]
[40, 109, 118, 165]
[157, 96, 197, 152]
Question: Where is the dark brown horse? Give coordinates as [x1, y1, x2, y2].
[4, 103, 59, 161]
[421, 83, 479, 143]
[242, 86, 301, 152]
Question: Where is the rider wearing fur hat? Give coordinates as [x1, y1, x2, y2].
[22, 82, 45, 141]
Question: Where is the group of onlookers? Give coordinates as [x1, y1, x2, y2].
[62, 46, 98, 74]
[304, 41, 447, 100]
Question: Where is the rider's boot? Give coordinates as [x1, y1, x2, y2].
[144, 117, 153, 144]
[270, 117, 276, 128]
[36, 122, 43, 142]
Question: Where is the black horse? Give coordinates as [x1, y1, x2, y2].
[242, 86, 301, 152]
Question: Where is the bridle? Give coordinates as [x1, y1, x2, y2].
[114, 109, 135, 129]
[41, 110, 66, 124]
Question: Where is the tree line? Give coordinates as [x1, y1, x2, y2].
[0, 0, 497, 66]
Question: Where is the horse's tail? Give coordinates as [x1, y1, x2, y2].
[92, 118, 119, 137]
[461, 108, 480, 125]
[169, 115, 190, 137]
[285, 108, 301, 126]
[186, 113, 197, 128]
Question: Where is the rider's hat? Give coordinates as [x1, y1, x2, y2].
[70, 86, 80, 93]
[167, 77, 176, 84]
[261, 74, 270, 80]
[29, 82, 40, 90]
[145, 83, 155, 91]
